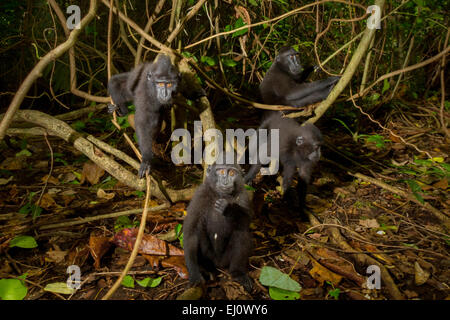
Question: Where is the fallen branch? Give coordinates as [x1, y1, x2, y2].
[10, 110, 196, 202]
[39, 204, 169, 230]
[350, 172, 450, 226]
[307, 212, 404, 300]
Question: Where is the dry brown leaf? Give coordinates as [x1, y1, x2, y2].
[45, 249, 68, 263]
[433, 178, 448, 190]
[414, 261, 430, 285]
[61, 172, 77, 183]
[38, 193, 58, 209]
[308, 260, 342, 286]
[114, 228, 184, 256]
[80, 162, 105, 185]
[97, 188, 115, 200]
[89, 234, 112, 269]
[41, 175, 59, 185]
[161, 256, 188, 279]
[0, 157, 24, 170]
[282, 249, 310, 267]
[0, 176, 13, 185]
[359, 219, 380, 229]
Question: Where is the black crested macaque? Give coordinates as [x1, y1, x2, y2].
[260, 46, 340, 108]
[245, 113, 323, 215]
[108, 55, 188, 178]
[183, 162, 253, 291]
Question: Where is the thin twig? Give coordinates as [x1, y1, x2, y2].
[101, 172, 152, 300]
[39, 204, 168, 230]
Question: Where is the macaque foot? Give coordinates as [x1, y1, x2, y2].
[189, 272, 205, 287]
[233, 274, 253, 292]
[138, 161, 151, 179]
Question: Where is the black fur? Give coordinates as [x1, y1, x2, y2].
[183, 163, 253, 291]
[260, 46, 340, 108]
[245, 113, 323, 214]
[107, 55, 181, 178]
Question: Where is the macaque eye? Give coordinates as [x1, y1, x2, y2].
[229, 170, 235, 177]
[167, 83, 172, 87]
[157, 82, 165, 87]
[216, 169, 226, 176]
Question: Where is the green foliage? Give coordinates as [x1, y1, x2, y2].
[18, 192, 42, 219]
[326, 281, 341, 300]
[405, 179, 424, 204]
[200, 56, 216, 67]
[9, 235, 38, 249]
[175, 223, 183, 248]
[269, 287, 300, 300]
[114, 216, 139, 233]
[245, 184, 256, 191]
[134, 190, 145, 198]
[259, 266, 301, 292]
[44, 282, 76, 295]
[15, 149, 32, 157]
[121, 275, 135, 288]
[136, 277, 162, 288]
[0, 277, 27, 300]
[328, 287, 341, 300]
[72, 120, 86, 132]
[224, 17, 248, 38]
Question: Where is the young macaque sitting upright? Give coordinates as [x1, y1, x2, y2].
[183, 162, 253, 291]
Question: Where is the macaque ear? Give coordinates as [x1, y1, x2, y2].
[296, 136, 304, 146]
[147, 72, 153, 81]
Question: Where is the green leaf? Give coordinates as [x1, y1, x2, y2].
[382, 78, 390, 94]
[412, 192, 424, 204]
[136, 277, 162, 288]
[72, 171, 82, 180]
[402, 243, 419, 249]
[245, 184, 256, 191]
[44, 282, 76, 295]
[134, 191, 145, 198]
[15, 149, 32, 157]
[259, 266, 301, 292]
[222, 58, 237, 67]
[370, 93, 380, 101]
[201, 56, 216, 66]
[328, 288, 341, 300]
[405, 179, 422, 193]
[31, 205, 42, 219]
[232, 18, 248, 37]
[175, 224, 182, 237]
[19, 203, 32, 215]
[114, 216, 135, 232]
[9, 235, 38, 249]
[0, 279, 27, 300]
[248, 0, 258, 6]
[269, 287, 300, 300]
[121, 275, 134, 288]
[72, 120, 86, 131]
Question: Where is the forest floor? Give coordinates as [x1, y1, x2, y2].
[0, 99, 449, 300]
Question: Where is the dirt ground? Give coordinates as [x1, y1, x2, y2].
[0, 102, 449, 300]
